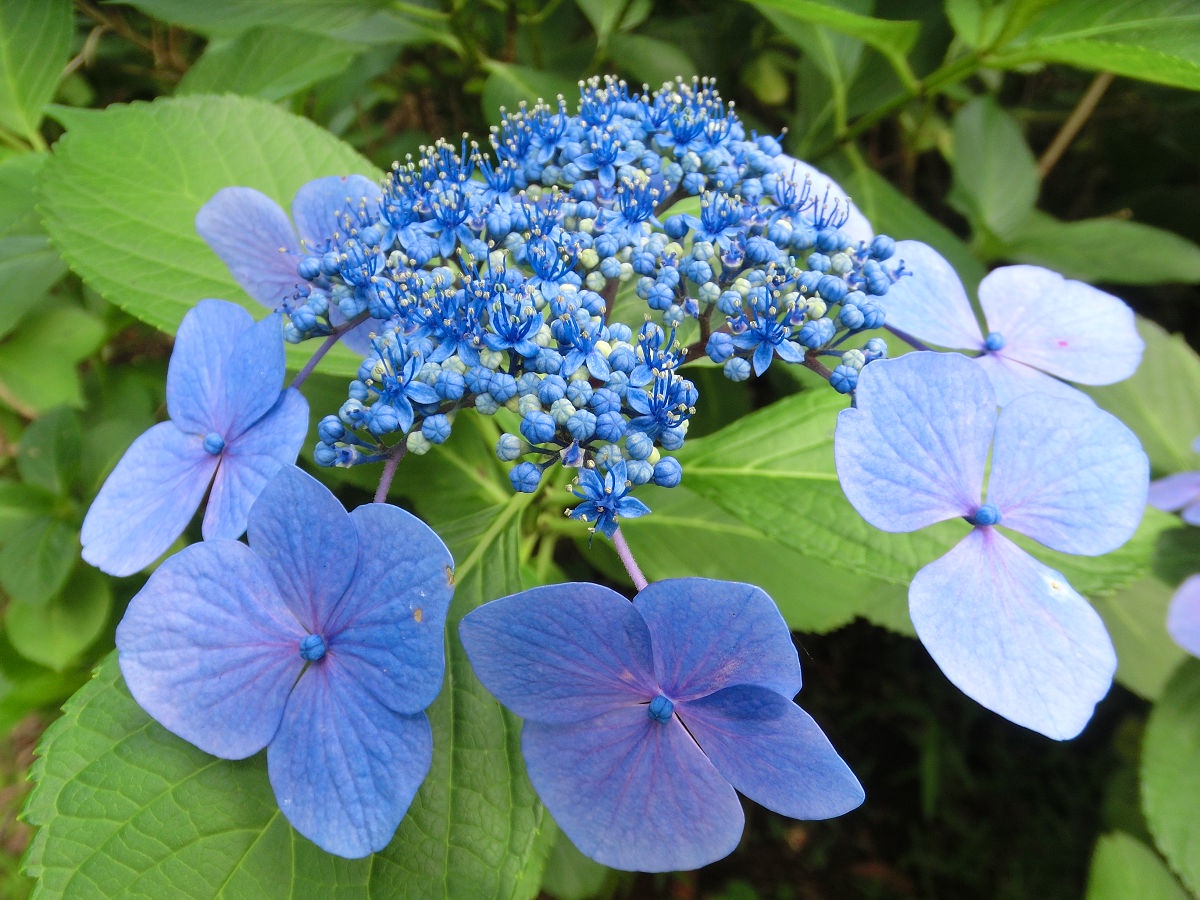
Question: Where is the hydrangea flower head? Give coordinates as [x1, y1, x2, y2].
[879, 241, 1143, 404]
[835, 352, 1148, 739]
[81, 299, 308, 576]
[116, 465, 454, 857]
[459, 577, 864, 872]
[1167, 575, 1200, 658]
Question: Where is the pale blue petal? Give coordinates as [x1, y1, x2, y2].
[521, 709, 743, 872]
[268, 660, 431, 858]
[459, 583, 657, 724]
[203, 388, 309, 541]
[222, 312, 288, 438]
[986, 392, 1148, 555]
[195, 188, 303, 307]
[909, 528, 1116, 740]
[834, 352, 992, 531]
[878, 241, 985, 350]
[166, 299, 253, 435]
[247, 467, 357, 632]
[81, 422, 216, 577]
[1167, 575, 1200, 658]
[323, 503, 455, 714]
[1148, 471, 1200, 513]
[752, 340, 774, 376]
[679, 684, 864, 819]
[775, 155, 873, 243]
[633, 578, 802, 700]
[116, 540, 303, 759]
[291, 175, 383, 249]
[978, 266, 1143, 386]
[972, 352, 1096, 407]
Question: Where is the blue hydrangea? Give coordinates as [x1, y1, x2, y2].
[458, 577, 864, 871]
[567, 459, 651, 536]
[81, 300, 308, 576]
[834, 351, 1148, 739]
[115, 466, 454, 857]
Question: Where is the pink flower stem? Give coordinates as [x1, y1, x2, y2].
[612, 526, 648, 592]
[290, 312, 370, 390]
[374, 439, 408, 504]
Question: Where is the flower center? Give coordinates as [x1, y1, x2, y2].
[984, 332, 1005, 352]
[202, 432, 226, 455]
[967, 503, 1002, 527]
[299, 633, 327, 662]
[647, 693, 674, 723]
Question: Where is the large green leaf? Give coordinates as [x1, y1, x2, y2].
[1092, 574, 1188, 701]
[1141, 659, 1200, 896]
[0, 304, 104, 415]
[1085, 831, 1189, 900]
[949, 96, 1039, 242]
[5, 565, 112, 671]
[22, 491, 550, 898]
[0, 0, 72, 145]
[38, 94, 376, 372]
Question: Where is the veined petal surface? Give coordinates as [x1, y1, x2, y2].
[220, 312, 288, 439]
[909, 528, 1116, 740]
[972, 352, 1096, 407]
[880, 241, 985, 350]
[195, 188, 304, 308]
[166, 299, 253, 435]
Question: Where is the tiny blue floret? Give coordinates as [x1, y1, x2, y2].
[967, 503, 1002, 526]
[647, 693, 674, 723]
[299, 632, 327, 662]
[203, 432, 226, 455]
[984, 332, 1005, 352]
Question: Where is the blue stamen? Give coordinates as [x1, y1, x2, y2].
[647, 693, 674, 723]
[299, 633, 327, 662]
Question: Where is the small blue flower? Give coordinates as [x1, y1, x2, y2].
[458, 577, 864, 872]
[116, 466, 454, 858]
[81, 300, 309, 577]
[568, 459, 650, 536]
[1167, 575, 1200, 658]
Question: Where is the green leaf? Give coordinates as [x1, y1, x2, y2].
[5, 565, 111, 671]
[605, 34, 699, 90]
[0, 516, 76, 607]
[0, 151, 48, 234]
[0, 234, 67, 339]
[17, 406, 81, 496]
[0, 303, 104, 415]
[1141, 659, 1200, 896]
[0, 481, 57, 544]
[23, 492, 552, 898]
[949, 96, 1039, 242]
[1092, 574, 1188, 701]
[480, 62, 579, 120]
[988, 0, 1200, 92]
[1001, 211, 1200, 284]
[1085, 831, 1189, 900]
[538, 829, 609, 900]
[0, 0, 72, 145]
[574, 0, 652, 46]
[177, 26, 367, 102]
[38, 94, 375, 372]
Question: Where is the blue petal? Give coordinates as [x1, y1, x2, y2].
[166, 299, 254, 436]
[834, 353, 992, 532]
[633, 578, 803, 700]
[459, 583, 657, 724]
[751, 340, 774, 376]
[986, 392, 1148, 555]
[267, 659, 432, 858]
[521, 709, 743, 871]
[290, 174, 383, 249]
[1167, 575, 1200, 658]
[221, 312, 288, 439]
[116, 540, 303, 758]
[195, 188, 303, 307]
[247, 467, 358, 632]
[203, 388, 309, 541]
[876, 241, 984, 350]
[978, 265, 1143, 386]
[679, 684, 863, 818]
[972, 352, 1096, 407]
[322, 503, 455, 714]
[909, 528, 1116, 740]
[1148, 471, 1200, 514]
[81, 422, 217, 577]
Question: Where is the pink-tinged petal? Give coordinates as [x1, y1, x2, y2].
[81, 422, 217, 577]
[291, 174, 383, 249]
[879, 241, 986, 350]
[203, 389, 309, 541]
[323, 503, 455, 714]
[775, 156, 873, 243]
[986, 392, 1148, 555]
[195, 188, 304, 308]
[910, 529, 1116, 740]
[1167, 575, 1200, 658]
[267, 659, 432, 858]
[459, 583, 657, 725]
[834, 352, 993, 531]
[972, 352, 1096, 407]
[116, 540, 303, 759]
[247, 467, 357, 632]
[1148, 471, 1200, 513]
[521, 709, 743, 872]
[679, 684, 863, 819]
[221, 313, 289, 438]
[633, 579, 802, 700]
[166, 299, 253, 435]
[978, 266, 1143, 386]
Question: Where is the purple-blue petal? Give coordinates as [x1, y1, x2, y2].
[1167, 574, 1200, 658]
[678, 684, 863, 818]
[195, 188, 303, 308]
[909, 528, 1116, 740]
[291, 174, 383, 249]
[876, 241, 984, 351]
[116, 540, 303, 759]
[521, 709, 744, 872]
[221, 312, 288, 439]
[986, 392, 1148, 555]
[166, 299, 254, 436]
[247, 467, 358, 632]
[834, 352, 992, 532]
[633, 578, 802, 700]
[322, 503, 454, 714]
[458, 583, 658, 724]
[267, 659, 432, 858]
[81, 422, 217, 577]
[1148, 471, 1200, 515]
[972, 352, 1096, 407]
